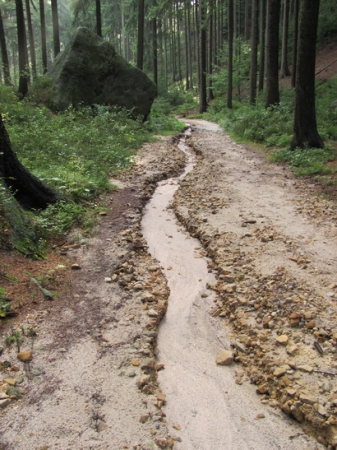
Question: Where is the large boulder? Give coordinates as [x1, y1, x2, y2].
[48, 28, 157, 119]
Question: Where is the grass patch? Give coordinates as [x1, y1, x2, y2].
[1, 82, 184, 242]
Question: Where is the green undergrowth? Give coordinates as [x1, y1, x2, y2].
[204, 79, 337, 180]
[0, 84, 184, 243]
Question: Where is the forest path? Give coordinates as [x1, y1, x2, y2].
[0, 120, 336, 449]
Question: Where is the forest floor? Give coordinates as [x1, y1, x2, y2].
[1, 42, 337, 450]
[0, 118, 336, 449]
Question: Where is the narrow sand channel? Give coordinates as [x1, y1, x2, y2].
[141, 129, 321, 449]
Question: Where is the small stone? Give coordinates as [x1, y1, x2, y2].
[315, 404, 328, 416]
[104, 277, 112, 283]
[0, 384, 9, 393]
[297, 364, 313, 373]
[299, 391, 316, 405]
[140, 414, 150, 423]
[96, 419, 108, 432]
[255, 413, 265, 420]
[276, 335, 289, 345]
[17, 350, 33, 362]
[3, 378, 16, 386]
[141, 358, 156, 370]
[7, 386, 25, 399]
[71, 264, 81, 270]
[148, 309, 158, 317]
[132, 360, 141, 366]
[216, 350, 234, 366]
[0, 398, 11, 408]
[172, 423, 181, 430]
[155, 391, 166, 402]
[0, 392, 9, 399]
[273, 366, 288, 377]
[111, 274, 118, 282]
[286, 344, 298, 356]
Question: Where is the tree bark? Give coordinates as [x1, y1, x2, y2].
[265, 0, 280, 107]
[16, 0, 29, 97]
[40, 0, 48, 73]
[137, 0, 145, 70]
[0, 114, 58, 210]
[0, 8, 11, 85]
[96, 0, 102, 37]
[227, 0, 234, 109]
[51, 0, 60, 58]
[291, 0, 299, 87]
[258, 0, 266, 91]
[249, 0, 259, 105]
[199, 0, 207, 113]
[291, 0, 323, 149]
[280, 0, 291, 78]
[25, 0, 37, 79]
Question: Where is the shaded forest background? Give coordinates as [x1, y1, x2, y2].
[0, 0, 337, 262]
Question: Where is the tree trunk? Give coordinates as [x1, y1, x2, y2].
[137, 0, 145, 70]
[227, 0, 234, 109]
[199, 0, 207, 113]
[291, 0, 323, 149]
[258, 0, 266, 91]
[16, 0, 29, 97]
[25, 0, 37, 79]
[51, 0, 60, 58]
[0, 114, 58, 210]
[152, 15, 158, 87]
[184, 4, 190, 90]
[249, 0, 259, 105]
[291, 0, 299, 87]
[208, 0, 214, 101]
[40, 0, 48, 73]
[0, 8, 11, 85]
[265, 0, 280, 107]
[96, 0, 102, 37]
[280, 0, 291, 78]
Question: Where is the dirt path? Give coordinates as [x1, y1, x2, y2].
[0, 120, 336, 449]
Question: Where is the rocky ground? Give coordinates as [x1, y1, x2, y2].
[0, 120, 336, 449]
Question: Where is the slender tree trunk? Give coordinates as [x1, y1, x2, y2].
[51, 0, 60, 58]
[184, 4, 190, 90]
[39, 0, 47, 73]
[25, 0, 37, 79]
[249, 0, 259, 104]
[176, 1, 182, 82]
[244, 0, 250, 40]
[291, 0, 299, 87]
[227, 0, 234, 109]
[96, 0, 102, 37]
[199, 0, 207, 113]
[208, 0, 214, 101]
[152, 6, 158, 86]
[280, 0, 291, 78]
[137, 0, 145, 70]
[195, 0, 201, 88]
[15, 0, 29, 97]
[187, 1, 193, 89]
[0, 9, 11, 85]
[258, 0, 266, 91]
[265, 0, 280, 107]
[291, 0, 323, 149]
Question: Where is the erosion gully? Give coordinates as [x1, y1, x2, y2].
[141, 123, 320, 450]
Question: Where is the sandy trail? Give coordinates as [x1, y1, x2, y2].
[142, 128, 323, 449]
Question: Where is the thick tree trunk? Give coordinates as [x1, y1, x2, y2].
[291, 0, 299, 88]
[0, 9, 11, 86]
[96, 0, 102, 37]
[291, 0, 323, 149]
[265, 0, 280, 107]
[258, 0, 266, 91]
[51, 0, 60, 58]
[0, 114, 58, 209]
[280, 0, 291, 78]
[16, 0, 29, 97]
